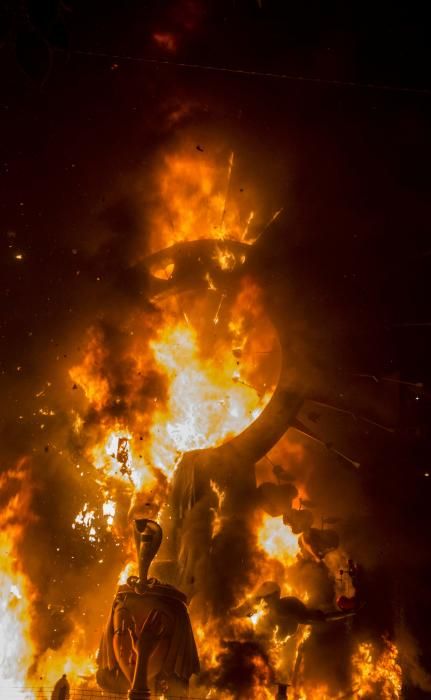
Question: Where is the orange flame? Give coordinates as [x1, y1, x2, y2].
[0, 462, 36, 700]
[149, 318, 272, 471]
[257, 514, 300, 568]
[149, 148, 258, 253]
[352, 638, 402, 698]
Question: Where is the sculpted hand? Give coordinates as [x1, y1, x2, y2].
[129, 609, 167, 658]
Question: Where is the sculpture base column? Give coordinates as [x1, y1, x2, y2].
[128, 689, 151, 700]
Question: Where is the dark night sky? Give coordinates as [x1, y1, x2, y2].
[1, 1, 431, 697]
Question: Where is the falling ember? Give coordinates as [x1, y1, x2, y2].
[205, 272, 217, 291]
[257, 515, 300, 567]
[213, 294, 226, 325]
[252, 208, 283, 244]
[242, 211, 255, 241]
[219, 151, 235, 231]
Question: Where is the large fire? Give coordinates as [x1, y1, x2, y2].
[0, 148, 405, 699]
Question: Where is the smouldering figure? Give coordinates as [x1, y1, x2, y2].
[236, 581, 355, 638]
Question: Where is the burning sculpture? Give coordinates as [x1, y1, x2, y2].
[0, 150, 406, 699]
[235, 581, 355, 635]
[90, 229, 384, 697]
[99, 233, 365, 697]
[97, 517, 199, 698]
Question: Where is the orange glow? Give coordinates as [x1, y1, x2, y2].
[153, 32, 177, 52]
[257, 514, 300, 567]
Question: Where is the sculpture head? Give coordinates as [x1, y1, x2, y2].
[134, 519, 163, 583]
[254, 580, 281, 603]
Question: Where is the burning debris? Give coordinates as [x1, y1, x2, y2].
[115, 437, 133, 479]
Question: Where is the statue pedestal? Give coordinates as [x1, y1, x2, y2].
[128, 690, 151, 700]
